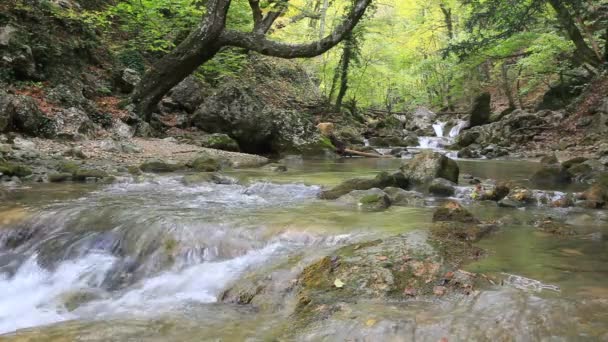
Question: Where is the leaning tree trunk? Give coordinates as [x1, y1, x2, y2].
[335, 33, 354, 111]
[131, 0, 232, 121]
[547, 0, 601, 67]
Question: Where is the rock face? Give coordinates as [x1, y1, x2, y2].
[401, 151, 459, 185]
[165, 76, 206, 113]
[404, 107, 436, 135]
[469, 92, 492, 127]
[319, 172, 408, 200]
[197, 133, 240, 152]
[114, 68, 141, 93]
[0, 91, 56, 138]
[190, 58, 323, 155]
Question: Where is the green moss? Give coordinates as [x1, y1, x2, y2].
[58, 161, 80, 174]
[0, 161, 32, 177]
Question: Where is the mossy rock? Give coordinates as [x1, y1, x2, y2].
[383, 187, 425, 207]
[337, 188, 391, 211]
[72, 169, 108, 181]
[190, 156, 221, 172]
[531, 165, 572, 187]
[401, 151, 459, 185]
[431, 222, 496, 242]
[198, 133, 240, 152]
[562, 157, 588, 169]
[57, 161, 80, 174]
[319, 172, 408, 200]
[432, 201, 479, 224]
[428, 178, 456, 196]
[48, 173, 72, 183]
[139, 160, 185, 173]
[0, 161, 32, 177]
[127, 165, 142, 175]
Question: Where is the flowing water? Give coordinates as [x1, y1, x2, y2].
[1, 158, 607, 340]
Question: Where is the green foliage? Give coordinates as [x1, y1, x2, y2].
[117, 49, 146, 73]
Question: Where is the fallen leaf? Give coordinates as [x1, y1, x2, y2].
[376, 255, 388, 261]
[444, 271, 454, 280]
[334, 278, 345, 288]
[560, 248, 583, 256]
[365, 319, 377, 327]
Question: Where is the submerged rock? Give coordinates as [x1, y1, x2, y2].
[190, 155, 222, 172]
[498, 187, 534, 208]
[401, 151, 459, 184]
[181, 172, 238, 186]
[428, 178, 456, 196]
[262, 163, 288, 173]
[432, 201, 479, 224]
[337, 188, 392, 211]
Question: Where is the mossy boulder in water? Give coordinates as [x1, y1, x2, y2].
[428, 178, 456, 196]
[471, 181, 510, 201]
[383, 187, 425, 207]
[319, 171, 409, 200]
[401, 151, 459, 185]
[48, 173, 72, 183]
[498, 187, 534, 208]
[139, 159, 185, 173]
[531, 164, 572, 187]
[539, 154, 559, 165]
[337, 188, 391, 211]
[72, 168, 108, 182]
[432, 201, 479, 224]
[580, 173, 608, 209]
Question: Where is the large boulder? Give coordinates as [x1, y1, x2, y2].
[404, 107, 436, 135]
[383, 187, 425, 207]
[400, 151, 459, 185]
[531, 164, 572, 187]
[428, 178, 456, 196]
[579, 173, 608, 209]
[469, 92, 491, 127]
[114, 68, 141, 93]
[165, 76, 205, 113]
[0, 91, 56, 137]
[319, 172, 408, 200]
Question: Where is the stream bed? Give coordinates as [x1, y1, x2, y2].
[0, 158, 607, 340]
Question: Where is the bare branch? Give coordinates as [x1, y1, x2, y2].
[221, 0, 372, 58]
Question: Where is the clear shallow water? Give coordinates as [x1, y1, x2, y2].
[0, 158, 607, 340]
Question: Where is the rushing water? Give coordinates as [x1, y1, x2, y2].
[1, 158, 608, 340]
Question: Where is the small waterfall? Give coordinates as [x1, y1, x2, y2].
[363, 138, 370, 147]
[432, 121, 447, 137]
[449, 120, 468, 138]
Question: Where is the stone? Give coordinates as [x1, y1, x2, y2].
[469, 92, 491, 127]
[401, 151, 459, 185]
[337, 188, 392, 212]
[0, 93, 55, 138]
[181, 172, 238, 186]
[197, 133, 239, 152]
[531, 165, 572, 187]
[190, 155, 221, 172]
[115, 68, 141, 93]
[166, 76, 205, 113]
[316, 122, 335, 136]
[72, 169, 108, 181]
[48, 173, 72, 183]
[428, 178, 456, 196]
[139, 160, 185, 173]
[472, 181, 510, 201]
[562, 157, 588, 169]
[262, 163, 287, 173]
[319, 171, 408, 200]
[540, 154, 559, 165]
[383, 187, 425, 207]
[432, 201, 479, 224]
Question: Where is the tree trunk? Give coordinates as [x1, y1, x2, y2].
[335, 34, 354, 111]
[547, 0, 601, 67]
[440, 3, 455, 111]
[501, 62, 516, 109]
[131, 0, 232, 121]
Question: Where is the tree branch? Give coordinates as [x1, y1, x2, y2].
[220, 0, 372, 58]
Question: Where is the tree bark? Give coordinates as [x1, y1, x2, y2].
[131, 0, 232, 121]
[547, 0, 601, 67]
[439, 3, 455, 111]
[335, 33, 354, 111]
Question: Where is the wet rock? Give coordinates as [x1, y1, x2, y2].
[403, 132, 419, 147]
[401, 151, 459, 184]
[455, 131, 481, 148]
[469, 92, 491, 127]
[115, 68, 141, 93]
[457, 146, 480, 159]
[64, 146, 88, 159]
[531, 164, 572, 187]
[48, 173, 72, 183]
[337, 188, 392, 211]
[404, 107, 436, 135]
[383, 187, 425, 207]
[72, 168, 108, 182]
[432, 201, 479, 224]
[262, 163, 287, 173]
[540, 154, 559, 165]
[580, 174, 608, 209]
[181, 172, 238, 186]
[135, 122, 154, 137]
[197, 133, 239, 152]
[534, 218, 577, 236]
[190, 155, 222, 172]
[139, 159, 185, 173]
[428, 178, 456, 196]
[498, 187, 534, 208]
[472, 181, 510, 201]
[562, 157, 588, 169]
[319, 172, 408, 200]
[568, 163, 594, 182]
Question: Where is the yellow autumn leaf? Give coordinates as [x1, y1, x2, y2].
[334, 278, 344, 288]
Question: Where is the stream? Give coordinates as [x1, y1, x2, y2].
[1, 157, 608, 340]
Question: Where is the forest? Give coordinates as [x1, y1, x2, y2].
[1, 0, 608, 340]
